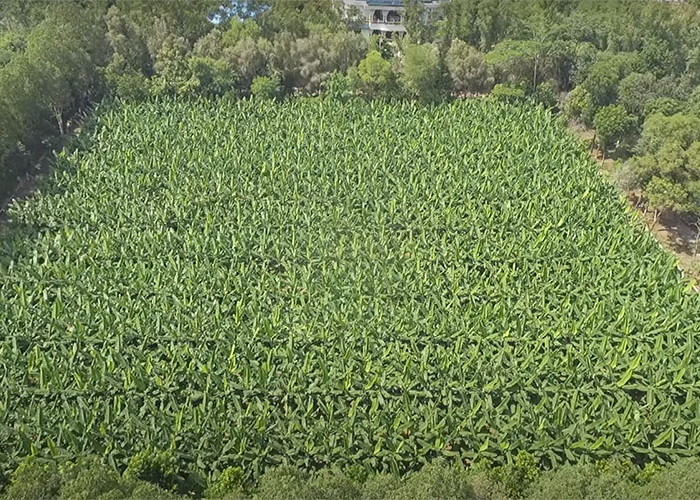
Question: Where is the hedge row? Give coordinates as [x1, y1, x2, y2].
[3, 451, 700, 500]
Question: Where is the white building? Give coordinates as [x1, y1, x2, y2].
[342, 0, 449, 38]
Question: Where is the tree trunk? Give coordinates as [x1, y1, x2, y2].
[651, 209, 659, 230]
[533, 55, 538, 91]
[694, 223, 700, 257]
[53, 106, 64, 135]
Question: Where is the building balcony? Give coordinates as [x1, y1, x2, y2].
[367, 21, 407, 31]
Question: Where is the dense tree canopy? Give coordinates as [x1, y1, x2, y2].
[2, 0, 700, 217]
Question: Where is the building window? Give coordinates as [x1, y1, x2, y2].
[386, 10, 401, 23]
[372, 10, 384, 22]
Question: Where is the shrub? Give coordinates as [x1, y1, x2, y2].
[644, 98, 685, 118]
[467, 470, 509, 500]
[531, 82, 558, 110]
[491, 83, 526, 102]
[253, 466, 311, 500]
[612, 161, 643, 192]
[446, 39, 494, 94]
[124, 448, 180, 493]
[402, 43, 445, 101]
[2, 458, 180, 500]
[322, 71, 355, 100]
[489, 452, 539, 499]
[250, 74, 281, 100]
[306, 469, 361, 500]
[393, 462, 473, 500]
[525, 464, 632, 500]
[360, 474, 403, 500]
[3, 458, 61, 500]
[59, 462, 123, 500]
[564, 85, 596, 126]
[594, 104, 635, 152]
[187, 56, 237, 97]
[357, 50, 394, 97]
[205, 467, 245, 499]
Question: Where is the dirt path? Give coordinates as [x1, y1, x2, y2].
[569, 123, 700, 283]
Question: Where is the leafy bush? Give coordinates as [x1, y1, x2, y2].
[402, 43, 446, 101]
[357, 50, 394, 97]
[644, 97, 686, 118]
[525, 464, 632, 500]
[393, 462, 473, 500]
[322, 71, 355, 100]
[564, 85, 596, 126]
[594, 104, 635, 152]
[306, 469, 361, 500]
[253, 466, 312, 500]
[2, 458, 180, 500]
[489, 452, 539, 499]
[446, 39, 494, 94]
[205, 467, 245, 499]
[124, 448, 181, 493]
[491, 83, 526, 101]
[632, 458, 700, 500]
[3, 459, 61, 500]
[360, 474, 403, 500]
[250, 74, 281, 100]
[531, 82, 558, 110]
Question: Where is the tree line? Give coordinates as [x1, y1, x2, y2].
[1, 0, 700, 221]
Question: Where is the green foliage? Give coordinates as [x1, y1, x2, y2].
[633, 458, 700, 500]
[401, 43, 445, 101]
[618, 72, 658, 118]
[393, 462, 473, 500]
[268, 30, 366, 95]
[594, 104, 635, 152]
[360, 474, 403, 500]
[564, 85, 595, 126]
[3, 457, 180, 500]
[254, 467, 311, 500]
[638, 113, 700, 155]
[486, 39, 540, 87]
[104, 57, 151, 101]
[446, 39, 494, 94]
[250, 74, 280, 100]
[105, 6, 152, 76]
[403, 0, 435, 44]
[491, 83, 526, 101]
[221, 18, 262, 48]
[151, 34, 191, 95]
[205, 467, 245, 499]
[489, 452, 540, 499]
[225, 37, 272, 90]
[8, 454, 700, 500]
[3, 99, 700, 480]
[582, 52, 640, 108]
[59, 461, 124, 500]
[644, 97, 685, 119]
[187, 56, 237, 97]
[3, 459, 61, 500]
[531, 81, 558, 110]
[124, 448, 180, 493]
[258, 0, 342, 39]
[322, 71, 355, 100]
[646, 174, 696, 216]
[357, 50, 394, 97]
[306, 469, 361, 500]
[524, 464, 631, 500]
